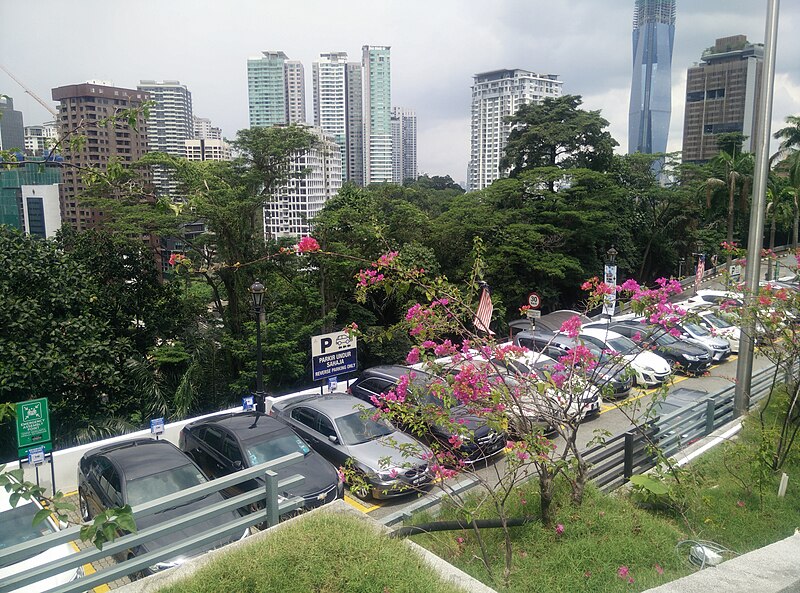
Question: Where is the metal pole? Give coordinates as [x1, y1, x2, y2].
[255, 306, 266, 413]
[734, 0, 780, 417]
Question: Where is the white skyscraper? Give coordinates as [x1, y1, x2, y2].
[467, 69, 562, 192]
[313, 52, 348, 171]
[391, 107, 417, 184]
[264, 126, 342, 239]
[193, 116, 222, 140]
[362, 45, 392, 184]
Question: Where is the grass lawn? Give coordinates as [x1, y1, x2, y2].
[156, 510, 470, 593]
[409, 405, 800, 593]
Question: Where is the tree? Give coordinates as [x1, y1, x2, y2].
[774, 114, 800, 152]
[501, 95, 618, 187]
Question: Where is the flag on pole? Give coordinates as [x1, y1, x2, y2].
[474, 283, 495, 335]
[695, 254, 706, 292]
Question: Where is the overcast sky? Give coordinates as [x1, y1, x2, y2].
[2, 1, 798, 185]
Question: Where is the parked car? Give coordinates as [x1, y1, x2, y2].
[179, 412, 343, 513]
[78, 438, 246, 578]
[513, 329, 634, 399]
[270, 393, 433, 499]
[602, 320, 713, 375]
[348, 365, 507, 462]
[674, 320, 731, 362]
[0, 479, 83, 593]
[579, 327, 672, 387]
[693, 308, 741, 353]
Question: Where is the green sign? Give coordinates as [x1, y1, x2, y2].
[16, 398, 52, 457]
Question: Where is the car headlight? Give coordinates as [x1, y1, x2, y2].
[684, 354, 699, 361]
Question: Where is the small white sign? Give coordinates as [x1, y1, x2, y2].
[328, 376, 338, 392]
[150, 417, 165, 436]
[27, 446, 45, 466]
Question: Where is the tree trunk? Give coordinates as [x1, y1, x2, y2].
[539, 471, 555, 527]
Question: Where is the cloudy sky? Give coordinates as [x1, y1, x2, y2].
[2, 1, 798, 184]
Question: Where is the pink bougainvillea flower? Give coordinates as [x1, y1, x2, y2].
[655, 563, 664, 575]
[168, 253, 178, 266]
[296, 236, 321, 253]
[555, 523, 564, 535]
[456, 536, 465, 544]
[405, 347, 421, 365]
[736, 500, 745, 508]
[617, 566, 630, 579]
[559, 315, 583, 339]
[584, 571, 592, 579]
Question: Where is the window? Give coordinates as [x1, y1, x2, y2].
[201, 427, 224, 452]
[291, 407, 318, 431]
[222, 437, 243, 464]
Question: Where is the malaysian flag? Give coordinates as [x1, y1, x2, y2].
[474, 283, 495, 335]
[695, 254, 706, 292]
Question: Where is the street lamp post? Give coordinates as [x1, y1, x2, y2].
[603, 246, 618, 319]
[678, 257, 685, 279]
[249, 280, 266, 414]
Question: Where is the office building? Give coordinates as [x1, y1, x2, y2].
[313, 52, 348, 171]
[682, 35, 764, 164]
[391, 107, 417, 183]
[52, 82, 150, 231]
[247, 51, 306, 128]
[467, 69, 563, 192]
[362, 45, 392, 184]
[185, 138, 232, 161]
[137, 81, 193, 197]
[628, 0, 676, 155]
[193, 116, 222, 140]
[345, 62, 364, 185]
[0, 158, 62, 238]
[24, 122, 59, 156]
[0, 95, 25, 152]
[264, 126, 341, 239]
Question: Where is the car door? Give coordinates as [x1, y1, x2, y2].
[289, 406, 347, 467]
[193, 426, 228, 479]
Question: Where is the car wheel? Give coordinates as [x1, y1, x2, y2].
[349, 471, 372, 500]
[78, 488, 92, 522]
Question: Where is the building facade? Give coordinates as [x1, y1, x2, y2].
[391, 107, 417, 184]
[345, 61, 364, 185]
[681, 35, 764, 164]
[628, 0, 676, 155]
[193, 116, 222, 140]
[247, 51, 306, 128]
[313, 52, 348, 171]
[51, 82, 150, 231]
[0, 159, 62, 238]
[184, 138, 232, 161]
[362, 45, 392, 184]
[24, 121, 59, 156]
[264, 126, 342, 239]
[0, 95, 25, 152]
[137, 80, 193, 197]
[467, 69, 563, 192]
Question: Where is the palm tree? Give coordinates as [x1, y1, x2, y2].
[783, 151, 800, 251]
[774, 115, 800, 152]
[703, 149, 754, 273]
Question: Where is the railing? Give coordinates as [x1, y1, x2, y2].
[0, 452, 306, 593]
[584, 362, 783, 492]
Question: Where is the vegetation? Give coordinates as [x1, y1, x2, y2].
[156, 511, 469, 593]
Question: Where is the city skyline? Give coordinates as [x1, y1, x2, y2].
[3, 0, 800, 185]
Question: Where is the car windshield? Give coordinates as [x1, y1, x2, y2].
[607, 336, 635, 354]
[653, 331, 678, 346]
[703, 313, 732, 328]
[126, 464, 207, 507]
[244, 433, 311, 466]
[0, 502, 53, 551]
[335, 412, 394, 445]
[684, 322, 710, 336]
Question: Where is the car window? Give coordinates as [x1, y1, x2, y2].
[244, 433, 311, 466]
[581, 335, 606, 350]
[357, 377, 395, 395]
[202, 427, 225, 452]
[517, 337, 535, 350]
[317, 414, 337, 440]
[98, 459, 122, 504]
[335, 412, 394, 446]
[125, 464, 207, 507]
[607, 336, 635, 354]
[0, 502, 53, 550]
[684, 322, 710, 336]
[291, 407, 318, 432]
[222, 437, 243, 464]
[703, 313, 732, 328]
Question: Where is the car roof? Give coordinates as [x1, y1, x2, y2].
[515, 329, 576, 347]
[84, 438, 193, 481]
[186, 412, 289, 439]
[283, 393, 374, 420]
[580, 327, 627, 340]
[360, 364, 435, 382]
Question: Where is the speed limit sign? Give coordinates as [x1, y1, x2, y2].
[527, 292, 541, 309]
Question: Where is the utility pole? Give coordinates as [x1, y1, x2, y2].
[734, 0, 780, 417]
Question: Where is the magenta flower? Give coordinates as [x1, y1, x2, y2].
[617, 566, 630, 579]
[296, 236, 321, 253]
[655, 563, 664, 575]
[555, 523, 564, 535]
[559, 315, 583, 338]
[405, 347, 421, 365]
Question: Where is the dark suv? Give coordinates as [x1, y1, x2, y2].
[348, 365, 507, 462]
[514, 329, 633, 399]
[77, 439, 244, 577]
[179, 412, 343, 512]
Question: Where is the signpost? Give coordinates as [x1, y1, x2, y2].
[311, 331, 358, 382]
[150, 417, 165, 439]
[242, 395, 255, 411]
[16, 398, 52, 457]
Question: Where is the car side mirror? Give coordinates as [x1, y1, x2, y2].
[233, 460, 243, 470]
[328, 435, 338, 443]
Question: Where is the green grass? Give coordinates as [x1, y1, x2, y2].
[408, 401, 800, 593]
[156, 511, 469, 593]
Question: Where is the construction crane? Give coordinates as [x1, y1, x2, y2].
[0, 63, 59, 118]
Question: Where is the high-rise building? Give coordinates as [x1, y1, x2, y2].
[391, 107, 417, 183]
[345, 62, 364, 185]
[247, 51, 306, 128]
[52, 82, 150, 231]
[682, 35, 764, 164]
[193, 116, 222, 140]
[628, 0, 676, 155]
[137, 81, 193, 197]
[467, 69, 563, 192]
[362, 45, 392, 184]
[24, 121, 59, 156]
[0, 158, 62, 238]
[0, 95, 25, 152]
[264, 126, 342, 239]
[313, 52, 348, 173]
[185, 138, 232, 161]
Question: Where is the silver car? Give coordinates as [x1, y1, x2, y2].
[270, 394, 432, 500]
[677, 321, 731, 362]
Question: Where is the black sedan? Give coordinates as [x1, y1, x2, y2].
[77, 439, 246, 578]
[606, 321, 713, 375]
[348, 365, 507, 462]
[179, 412, 343, 511]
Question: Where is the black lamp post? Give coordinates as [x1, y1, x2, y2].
[678, 257, 686, 279]
[249, 280, 266, 414]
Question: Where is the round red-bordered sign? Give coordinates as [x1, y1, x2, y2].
[527, 292, 542, 309]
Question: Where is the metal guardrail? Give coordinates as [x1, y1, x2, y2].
[584, 362, 785, 492]
[0, 451, 307, 593]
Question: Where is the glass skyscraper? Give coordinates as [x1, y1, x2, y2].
[628, 0, 676, 155]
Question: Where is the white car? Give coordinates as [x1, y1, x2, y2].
[0, 483, 83, 593]
[578, 327, 672, 387]
[694, 309, 740, 353]
[675, 320, 731, 362]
